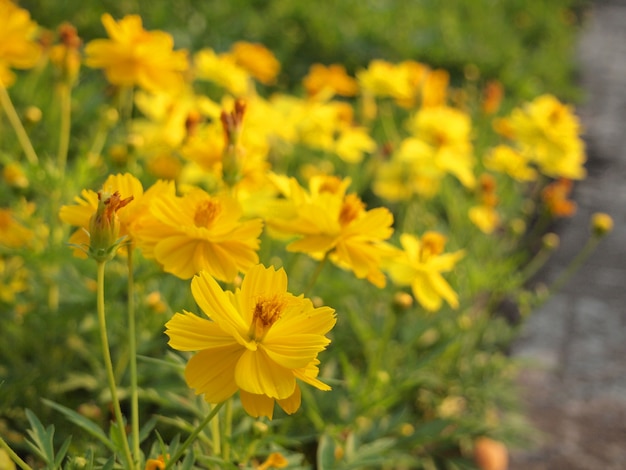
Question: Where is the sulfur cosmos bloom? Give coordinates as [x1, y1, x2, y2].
[266, 174, 394, 287]
[383, 232, 465, 312]
[229, 41, 280, 85]
[133, 187, 263, 282]
[0, 0, 42, 87]
[84, 13, 188, 93]
[165, 264, 336, 419]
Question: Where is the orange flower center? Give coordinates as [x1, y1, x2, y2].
[420, 232, 446, 260]
[249, 294, 286, 341]
[193, 199, 221, 227]
[339, 194, 365, 226]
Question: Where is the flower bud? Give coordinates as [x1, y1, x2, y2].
[88, 190, 133, 262]
[591, 212, 613, 237]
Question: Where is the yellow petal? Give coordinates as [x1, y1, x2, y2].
[165, 311, 237, 351]
[235, 349, 295, 399]
[261, 335, 330, 369]
[184, 345, 241, 403]
[239, 390, 275, 419]
[276, 384, 301, 415]
[154, 236, 200, 279]
[237, 264, 288, 326]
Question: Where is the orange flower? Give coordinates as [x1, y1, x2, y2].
[541, 178, 576, 217]
[303, 63, 359, 98]
[230, 41, 280, 85]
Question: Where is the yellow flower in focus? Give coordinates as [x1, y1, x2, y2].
[133, 188, 263, 281]
[230, 41, 280, 85]
[383, 232, 464, 312]
[165, 264, 336, 419]
[194, 48, 250, 96]
[84, 14, 188, 93]
[0, 0, 42, 87]
[303, 63, 359, 99]
[267, 175, 394, 287]
[0, 208, 34, 248]
[495, 94, 586, 179]
[483, 145, 537, 182]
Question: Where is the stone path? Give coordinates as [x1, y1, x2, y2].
[510, 2, 626, 469]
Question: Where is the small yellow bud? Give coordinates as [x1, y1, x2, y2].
[24, 106, 42, 124]
[3, 162, 29, 188]
[393, 291, 414, 311]
[88, 191, 133, 262]
[541, 232, 560, 250]
[591, 212, 613, 237]
[474, 437, 508, 470]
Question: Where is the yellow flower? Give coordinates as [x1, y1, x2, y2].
[257, 452, 289, 470]
[357, 59, 414, 104]
[165, 264, 336, 419]
[0, 208, 34, 248]
[0, 0, 42, 87]
[0, 255, 29, 303]
[230, 41, 280, 85]
[469, 205, 500, 235]
[591, 212, 613, 237]
[134, 187, 263, 281]
[495, 94, 586, 180]
[84, 14, 188, 93]
[483, 145, 537, 182]
[383, 232, 464, 312]
[303, 63, 359, 99]
[193, 48, 250, 96]
[333, 126, 376, 164]
[267, 175, 394, 287]
[405, 106, 476, 190]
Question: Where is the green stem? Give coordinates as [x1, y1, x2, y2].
[163, 401, 225, 470]
[210, 403, 221, 457]
[545, 235, 601, 299]
[222, 398, 233, 462]
[0, 81, 39, 165]
[0, 436, 33, 470]
[56, 83, 72, 175]
[303, 253, 329, 297]
[126, 246, 140, 462]
[96, 261, 135, 469]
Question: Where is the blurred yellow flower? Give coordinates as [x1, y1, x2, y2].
[0, 208, 33, 248]
[165, 264, 336, 419]
[194, 48, 250, 96]
[267, 175, 394, 287]
[0, 0, 42, 87]
[469, 174, 501, 234]
[495, 94, 586, 180]
[0, 255, 29, 303]
[303, 63, 359, 98]
[483, 145, 537, 182]
[357, 59, 414, 104]
[84, 14, 188, 93]
[591, 212, 613, 237]
[383, 232, 464, 312]
[230, 41, 280, 85]
[333, 126, 376, 164]
[134, 188, 263, 281]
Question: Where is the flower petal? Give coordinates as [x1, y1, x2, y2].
[276, 384, 301, 415]
[165, 311, 237, 351]
[239, 390, 275, 419]
[235, 349, 295, 399]
[184, 344, 242, 403]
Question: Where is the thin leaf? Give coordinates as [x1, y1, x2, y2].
[53, 437, 72, 469]
[42, 399, 115, 452]
[24, 409, 53, 464]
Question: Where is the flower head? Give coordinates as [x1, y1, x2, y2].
[229, 41, 280, 85]
[85, 14, 188, 93]
[541, 178, 576, 217]
[0, 0, 42, 86]
[88, 190, 134, 262]
[165, 264, 336, 419]
[133, 187, 263, 281]
[383, 232, 464, 312]
[303, 63, 358, 99]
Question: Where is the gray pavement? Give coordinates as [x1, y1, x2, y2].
[510, 2, 626, 469]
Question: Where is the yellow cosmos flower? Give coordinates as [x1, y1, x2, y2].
[334, 126, 377, 164]
[495, 94, 586, 180]
[267, 175, 394, 287]
[0, 208, 34, 248]
[357, 59, 414, 104]
[229, 41, 280, 85]
[193, 48, 250, 96]
[133, 188, 263, 281]
[483, 145, 537, 182]
[84, 14, 188, 93]
[165, 264, 336, 419]
[383, 232, 464, 312]
[0, 0, 42, 87]
[303, 63, 359, 99]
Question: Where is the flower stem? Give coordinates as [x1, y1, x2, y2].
[163, 401, 226, 470]
[303, 253, 329, 297]
[56, 83, 72, 175]
[0, 436, 33, 470]
[0, 81, 39, 165]
[96, 260, 135, 468]
[126, 246, 141, 461]
[222, 398, 233, 462]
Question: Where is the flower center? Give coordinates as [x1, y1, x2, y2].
[193, 199, 221, 227]
[249, 294, 286, 341]
[420, 232, 446, 260]
[339, 193, 365, 226]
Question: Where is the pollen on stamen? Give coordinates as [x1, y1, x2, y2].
[249, 294, 287, 341]
[193, 199, 222, 228]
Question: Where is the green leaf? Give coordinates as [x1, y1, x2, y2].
[42, 398, 115, 452]
[24, 409, 54, 465]
[316, 433, 337, 470]
[53, 437, 72, 468]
